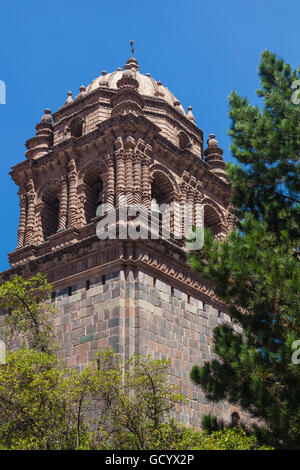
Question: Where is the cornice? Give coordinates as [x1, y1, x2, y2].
[1, 233, 227, 312]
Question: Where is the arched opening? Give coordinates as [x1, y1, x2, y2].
[69, 118, 84, 138]
[151, 172, 174, 238]
[84, 167, 103, 224]
[204, 205, 222, 236]
[151, 172, 174, 206]
[41, 185, 59, 239]
[178, 131, 190, 150]
[231, 412, 240, 427]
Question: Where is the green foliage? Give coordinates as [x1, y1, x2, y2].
[0, 347, 270, 450]
[0, 274, 56, 353]
[189, 51, 300, 449]
[83, 349, 188, 450]
[227, 50, 300, 242]
[201, 413, 224, 433]
[0, 349, 92, 450]
[192, 428, 272, 450]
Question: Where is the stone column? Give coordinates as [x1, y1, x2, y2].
[125, 152, 134, 205]
[57, 177, 68, 231]
[16, 190, 27, 248]
[77, 186, 87, 227]
[141, 155, 151, 209]
[115, 151, 126, 207]
[34, 202, 44, 245]
[180, 182, 189, 236]
[67, 159, 78, 228]
[187, 187, 195, 228]
[24, 179, 36, 246]
[105, 153, 115, 208]
[194, 191, 203, 231]
[133, 153, 142, 205]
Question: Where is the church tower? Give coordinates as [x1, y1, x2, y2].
[0, 54, 244, 427]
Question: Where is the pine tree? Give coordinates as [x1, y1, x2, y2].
[189, 51, 300, 449]
[227, 50, 300, 241]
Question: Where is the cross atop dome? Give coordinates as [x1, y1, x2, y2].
[129, 39, 135, 56]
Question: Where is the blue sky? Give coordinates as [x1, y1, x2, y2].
[0, 0, 299, 270]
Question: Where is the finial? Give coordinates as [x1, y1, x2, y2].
[130, 39, 135, 56]
[64, 91, 73, 105]
[204, 133, 226, 180]
[124, 56, 139, 71]
[173, 100, 184, 115]
[154, 80, 165, 98]
[207, 133, 218, 147]
[41, 108, 52, 124]
[146, 73, 151, 77]
[26, 108, 53, 158]
[101, 70, 107, 76]
[74, 85, 87, 100]
[187, 105, 196, 124]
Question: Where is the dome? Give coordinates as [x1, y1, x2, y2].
[86, 57, 187, 116]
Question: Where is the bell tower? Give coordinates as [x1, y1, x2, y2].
[1, 55, 244, 427]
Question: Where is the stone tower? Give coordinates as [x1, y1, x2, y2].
[0, 55, 245, 427]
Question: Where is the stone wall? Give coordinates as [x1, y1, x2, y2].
[51, 267, 247, 427]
